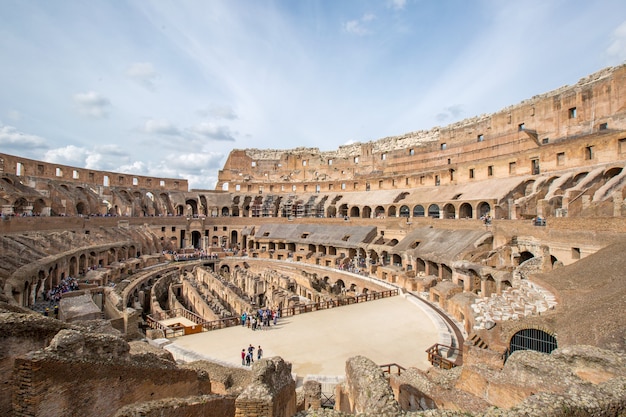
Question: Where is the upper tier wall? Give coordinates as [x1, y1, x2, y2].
[217, 64, 626, 190]
[0, 153, 189, 192]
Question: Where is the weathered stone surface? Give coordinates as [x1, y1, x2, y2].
[341, 356, 401, 415]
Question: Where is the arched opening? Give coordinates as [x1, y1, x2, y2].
[231, 230, 239, 249]
[362, 206, 372, 218]
[427, 204, 440, 218]
[413, 205, 425, 217]
[375, 206, 385, 218]
[326, 206, 337, 218]
[388, 205, 397, 217]
[505, 328, 557, 362]
[221, 206, 230, 216]
[350, 206, 360, 217]
[399, 205, 410, 217]
[333, 279, 345, 295]
[459, 203, 473, 219]
[477, 202, 491, 218]
[443, 203, 456, 219]
[76, 201, 87, 215]
[519, 251, 534, 265]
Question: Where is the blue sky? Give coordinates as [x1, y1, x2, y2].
[1, 0, 626, 190]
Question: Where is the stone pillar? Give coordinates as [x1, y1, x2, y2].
[613, 190, 623, 217]
[303, 380, 322, 410]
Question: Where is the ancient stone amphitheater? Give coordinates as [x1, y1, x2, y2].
[1, 65, 625, 417]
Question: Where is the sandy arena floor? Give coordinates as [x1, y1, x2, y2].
[166, 294, 441, 379]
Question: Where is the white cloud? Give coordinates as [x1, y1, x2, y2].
[0, 123, 48, 150]
[143, 119, 180, 135]
[44, 144, 130, 172]
[198, 104, 238, 120]
[73, 91, 111, 118]
[43, 145, 91, 167]
[189, 122, 236, 141]
[607, 20, 626, 62]
[344, 13, 376, 36]
[127, 62, 158, 90]
[387, 0, 407, 10]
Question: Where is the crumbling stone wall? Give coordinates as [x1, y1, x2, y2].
[234, 357, 296, 417]
[336, 356, 400, 415]
[113, 394, 236, 417]
[12, 329, 211, 417]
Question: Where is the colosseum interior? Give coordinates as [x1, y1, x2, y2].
[1, 64, 626, 417]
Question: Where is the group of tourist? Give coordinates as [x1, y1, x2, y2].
[240, 308, 279, 331]
[241, 344, 263, 366]
[44, 276, 79, 303]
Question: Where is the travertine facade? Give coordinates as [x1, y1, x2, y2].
[1, 64, 626, 416]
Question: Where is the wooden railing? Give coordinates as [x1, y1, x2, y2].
[426, 343, 463, 369]
[380, 363, 406, 377]
[146, 289, 398, 338]
[279, 289, 399, 318]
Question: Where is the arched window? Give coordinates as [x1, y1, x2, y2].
[505, 328, 557, 362]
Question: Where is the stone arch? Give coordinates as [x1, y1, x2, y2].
[69, 256, 78, 277]
[477, 201, 491, 217]
[375, 206, 385, 218]
[604, 166, 623, 181]
[32, 198, 47, 216]
[333, 279, 345, 294]
[326, 205, 337, 218]
[391, 253, 402, 266]
[368, 250, 379, 265]
[185, 199, 198, 216]
[221, 206, 230, 216]
[339, 204, 349, 217]
[505, 327, 557, 362]
[388, 205, 397, 217]
[443, 203, 456, 219]
[13, 197, 30, 215]
[459, 203, 472, 219]
[230, 230, 239, 249]
[399, 205, 410, 217]
[350, 206, 360, 217]
[362, 206, 372, 218]
[519, 251, 534, 265]
[427, 204, 440, 218]
[76, 201, 88, 215]
[413, 205, 425, 217]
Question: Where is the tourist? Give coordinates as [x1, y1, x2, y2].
[248, 344, 255, 362]
[257, 346, 263, 361]
[241, 349, 246, 366]
[245, 352, 251, 366]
